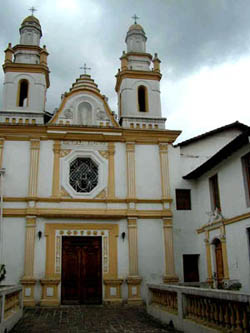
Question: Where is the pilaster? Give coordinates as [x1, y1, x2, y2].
[103, 278, 123, 304]
[21, 216, 37, 306]
[204, 231, 213, 283]
[162, 218, 178, 283]
[107, 142, 115, 199]
[0, 139, 5, 168]
[126, 142, 136, 200]
[52, 140, 61, 197]
[158, 143, 170, 200]
[220, 228, 229, 280]
[126, 218, 142, 304]
[40, 278, 60, 306]
[28, 139, 40, 198]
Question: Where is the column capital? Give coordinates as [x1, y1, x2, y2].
[53, 140, 61, 153]
[158, 142, 168, 152]
[163, 218, 172, 227]
[127, 217, 137, 227]
[0, 138, 5, 148]
[30, 139, 40, 150]
[126, 142, 135, 152]
[26, 216, 36, 227]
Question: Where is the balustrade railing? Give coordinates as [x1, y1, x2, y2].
[147, 283, 250, 333]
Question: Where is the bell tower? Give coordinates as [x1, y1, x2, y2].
[115, 16, 166, 129]
[0, 10, 50, 125]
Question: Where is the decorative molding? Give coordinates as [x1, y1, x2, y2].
[98, 151, 109, 159]
[95, 189, 106, 199]
[44, 223, 118, 280]
[28, 139, 40, 197]
[60, 186, 71, 198]
[60, 149, 72, 158]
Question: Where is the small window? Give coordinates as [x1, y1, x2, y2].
[18, 79, 29, 107]
[209, 174, 221, 211]
[242, 152, 250, 206]
[176, 189, 191, 210]
[183, 254, 200, 282]
[138, 85, 147, 112]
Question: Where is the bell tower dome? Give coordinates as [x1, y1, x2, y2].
[115, 17, 166, 130]
[0, 10, 50, 125]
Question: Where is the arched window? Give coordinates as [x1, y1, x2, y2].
[18, 79, 29, 107]
[138, 85, 147, 112]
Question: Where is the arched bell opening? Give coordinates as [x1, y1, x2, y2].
[17, 79, 29, 107]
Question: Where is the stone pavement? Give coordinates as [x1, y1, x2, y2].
[11, 305, 176, 333]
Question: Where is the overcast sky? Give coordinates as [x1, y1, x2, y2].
[1, 0, 250, 142]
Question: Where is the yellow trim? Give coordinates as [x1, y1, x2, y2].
[0, 138, 5, 168]
[127, 218, 139, 275]
[3, 62, 50, 88]
[20, 278, 36, 306]
[126, 142, 136, 200]
[52, 141, 61, 197]
[16, 79, 29, 107]
[107, 143, 116, 199]
[115, 69, 162, 92]
[3, 207, 172, 219]
[159, 143, 171, 200]
[23, 217, 36, 277]
[0, 125, 181, 144]
[44, 223, 119, 278]
[197, 211, 250, 234]
[28, 139, 40, 197]
[137, 85, 149, 113]
[103, 278, 123, 303]
[40, 278, 60, 306]
[221, 235, 230, 280]
[204, 231, 213, 282]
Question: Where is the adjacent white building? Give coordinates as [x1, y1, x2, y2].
[0, 14, 249, 306]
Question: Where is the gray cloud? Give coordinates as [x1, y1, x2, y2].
[0, 0, 250, 139]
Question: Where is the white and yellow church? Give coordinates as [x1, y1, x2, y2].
[0, 14, 250, 306]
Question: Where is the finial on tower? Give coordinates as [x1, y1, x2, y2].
[29, 6, 37, 16]
[132, 14, 139, 24]
[80, 63, 91, 75]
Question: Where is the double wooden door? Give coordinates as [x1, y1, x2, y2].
[61, 236, 102, 305]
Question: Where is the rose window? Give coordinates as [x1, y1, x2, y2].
[69, 157, 98, 193]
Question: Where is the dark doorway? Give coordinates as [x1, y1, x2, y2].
[183, 254, 200, 282]
[61, 236, 102, 305]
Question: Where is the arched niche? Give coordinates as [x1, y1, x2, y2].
[17, 79, 29, 107]
[78, 102, 92, 125]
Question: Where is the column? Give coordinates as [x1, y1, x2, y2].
[28, 139, 40, 198]
[107, 142, 115, 199]
[20, 216, 37, 306]
[162, 218, 178, 283]
[126, 142, 136, 200]
[126, 218, 142, 304]
[0, 139, 5, 168]
[52, 140, 61, 197]
[204, 231, 213, 284]
[220, 236, 230, 280]
[158, 143, 170, 200]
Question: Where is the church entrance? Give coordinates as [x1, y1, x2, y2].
[61, 236, 102, 305]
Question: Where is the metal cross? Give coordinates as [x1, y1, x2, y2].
[29, 6, 37, 16]
[132, 14, 139, 24]
[80, 63, 91, 75]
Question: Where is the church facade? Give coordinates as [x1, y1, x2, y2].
[0, 14, 249, 306]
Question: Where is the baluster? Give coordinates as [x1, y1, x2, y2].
[186, 296, 191, 318]
[210, 299, 216, 325]
[242, 307, 248, 333]
[234, 303, 242, 332]
[213, 301, 219, 326]
[218, 303, 224, 328]
[200, 298, 205, 322]
[224, 303, 231, 330]
[229, 303, 236, 330]
[197, 297, 202, 321]
[206, 299, 212, 324]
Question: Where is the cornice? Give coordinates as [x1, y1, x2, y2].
[115, 69, 162, 92]
[2, 62, 50, 88]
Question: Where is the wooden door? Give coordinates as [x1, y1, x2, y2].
[61, 236, 102, 305]
[215, 239, 224, 285]
[183, 254, 200, 282]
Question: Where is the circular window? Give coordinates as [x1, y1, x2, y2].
[69, 157, 98, 193]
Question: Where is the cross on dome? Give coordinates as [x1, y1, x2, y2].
[132, 14, 139, 24]
[80, 63, 91, 75]
[29, 6, 37, 16]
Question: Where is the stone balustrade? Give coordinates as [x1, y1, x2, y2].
[147, 283, 250, 333]
[0, 285, 23, 332]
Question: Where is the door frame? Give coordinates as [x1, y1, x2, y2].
[61, 235, 103, 305]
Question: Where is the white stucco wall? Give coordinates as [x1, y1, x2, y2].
[115, 143, 127, 198]
[135, 145, 161, 199]
[37, 140, 54, 197]
[3, 140, 30, 197]
[137, 219, 164, 299]
[3, 218, 25, 284]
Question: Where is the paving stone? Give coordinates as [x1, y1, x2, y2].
[11, 305, 177, 333]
